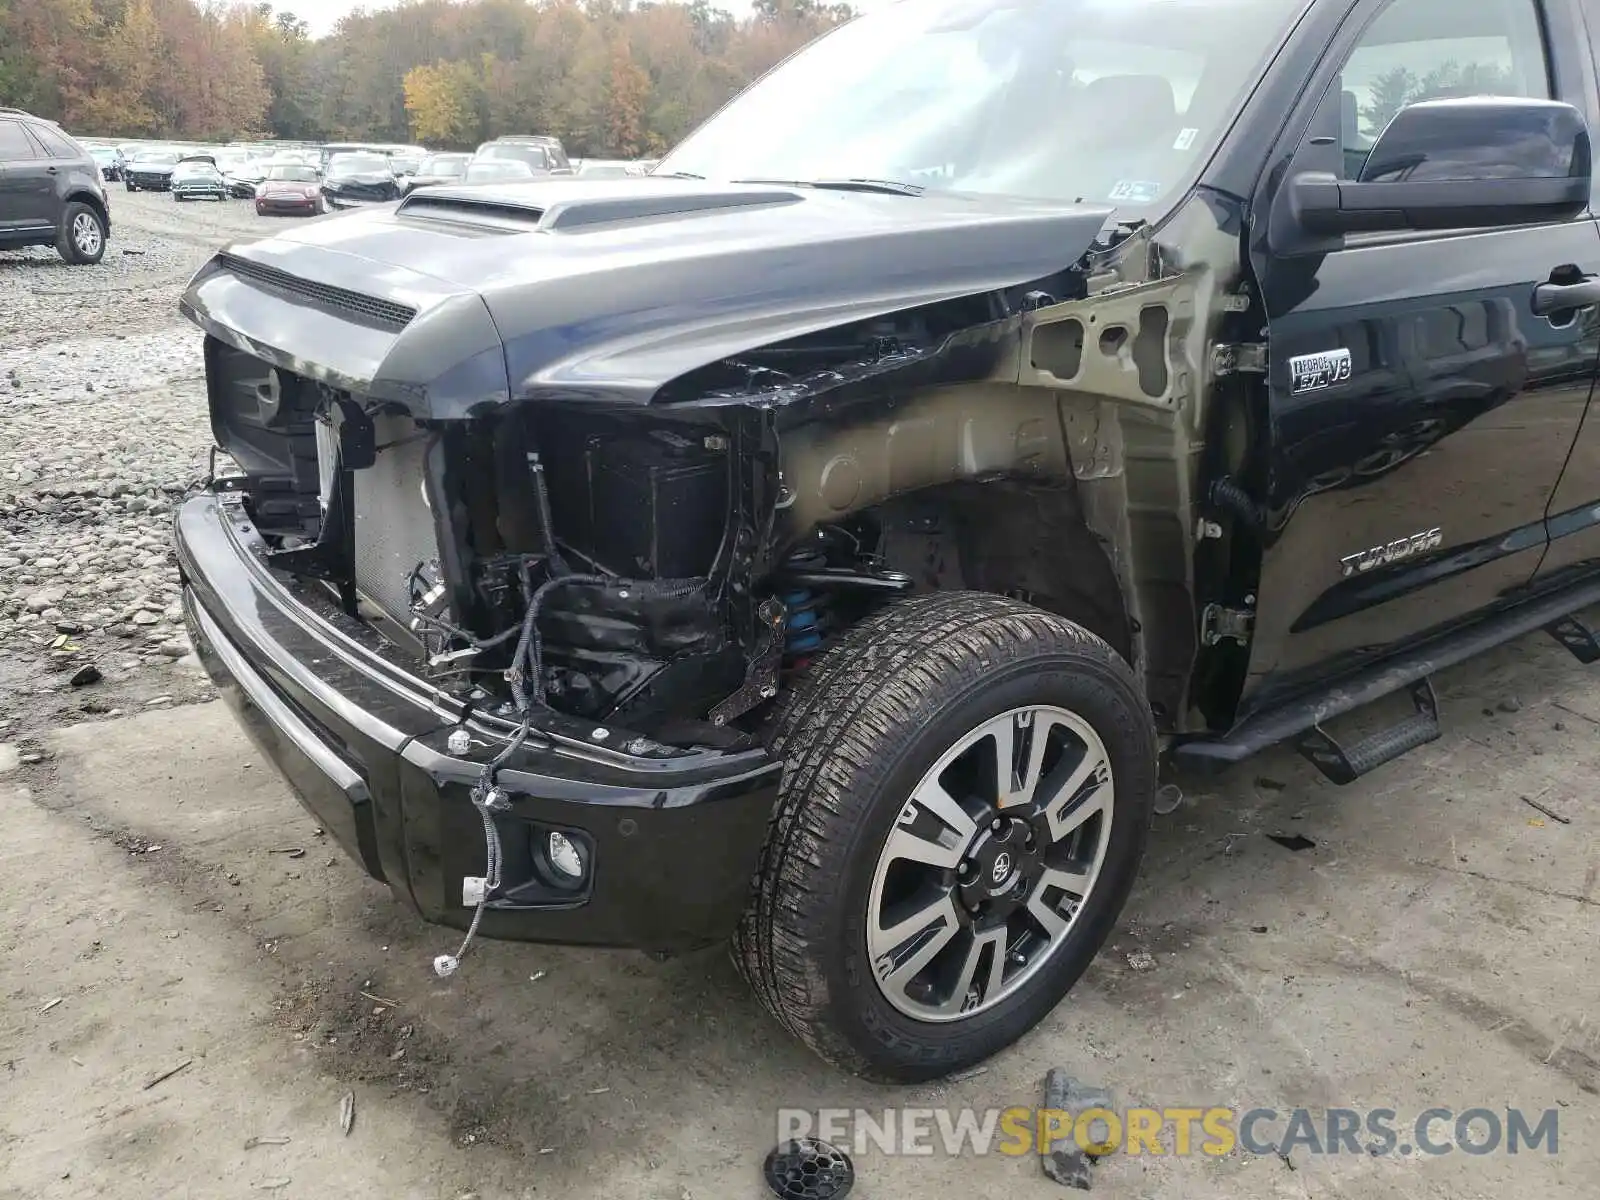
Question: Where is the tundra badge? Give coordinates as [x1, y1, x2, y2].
[1340, 527, 1443, 577]
[1289, 347, 1353, 394]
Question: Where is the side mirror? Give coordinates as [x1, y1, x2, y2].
[1290, 97, 1590, 235]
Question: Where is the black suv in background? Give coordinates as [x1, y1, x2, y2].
[0, 108, 110, 264]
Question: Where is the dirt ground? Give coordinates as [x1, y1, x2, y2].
[2, 194, 1598, 1200]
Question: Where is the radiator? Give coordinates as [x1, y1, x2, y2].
[350, 415, 440, 622]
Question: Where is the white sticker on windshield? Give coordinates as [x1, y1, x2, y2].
[1108, 180, 1162, 204]
[1174, 127, 1199, 150]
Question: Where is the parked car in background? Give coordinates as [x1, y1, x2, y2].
[254, 164, 324, 216]
[124, 148, 181, 191]
[472, 134, 571, 175]
[576, 159, 647, 179]
[461, 159, 537, 185]
[317, 141, 398, 175]
[0, 108, 110, 264]
[89, 145, 125, 181]
[320, 152, 400, 208]
[226, 152, 300, 199]
[225, 159, 268, 198]
[172, 158, 228, 202]
[210, 148, 255, 179]
[399, 152, 470, 193]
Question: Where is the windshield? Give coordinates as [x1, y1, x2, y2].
[329, 154, 391, 176]
[266, 166, 318, 182]
[134, 151, 180, 165]
[657, 0, 1304, 210]
[420, 155, 468, 176]
[465, 160, 535, 182]
[478, 143, 550, 171]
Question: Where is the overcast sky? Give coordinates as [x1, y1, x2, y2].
[294, 0, 884, 38]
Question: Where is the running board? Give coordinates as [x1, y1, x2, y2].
[1174, 574, 1600, 779]
[1295, 678, 1440, 784]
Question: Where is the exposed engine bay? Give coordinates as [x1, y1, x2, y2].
[205, 322, 951, 751]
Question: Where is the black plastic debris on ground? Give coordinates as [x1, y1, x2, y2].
[763, 1137, 854, 1200]
[1041, 1068, 1114, 1190]
[1268, 833, 1316, 852]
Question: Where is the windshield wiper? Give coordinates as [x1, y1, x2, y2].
[657, 170, 704, 179]
[733, 177, 925, 196]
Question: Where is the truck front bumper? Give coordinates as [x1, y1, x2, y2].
[175, 491, 781, 953]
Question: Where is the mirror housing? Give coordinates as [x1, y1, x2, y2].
[1291, 97, 1591, 235]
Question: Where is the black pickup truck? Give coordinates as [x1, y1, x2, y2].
[174, 0, 1600, 1082]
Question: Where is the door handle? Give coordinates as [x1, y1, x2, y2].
[1532, 276, 1600, 316]
[44, 165, 57, 174]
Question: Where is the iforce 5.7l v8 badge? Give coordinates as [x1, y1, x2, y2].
[1289, 348, 1353, 394]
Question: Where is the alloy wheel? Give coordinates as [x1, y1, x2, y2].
[72, 212, 102, 258]
[865, 704, 1114, 1022]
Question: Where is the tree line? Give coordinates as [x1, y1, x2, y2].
[0, 0, 853, 157]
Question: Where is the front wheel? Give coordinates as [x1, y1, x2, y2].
[734, 592, 1156, 1082]
[56, 203, 107, 265]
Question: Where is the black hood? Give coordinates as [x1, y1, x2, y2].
[179, 178, 1114, 419]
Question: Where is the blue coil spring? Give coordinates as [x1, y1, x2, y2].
[783, 588, 824, 657]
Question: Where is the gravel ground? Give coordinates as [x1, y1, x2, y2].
[0, 191, 292, 740]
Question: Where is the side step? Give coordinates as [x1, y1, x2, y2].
[1295, 678, 1440, 785]
[1546, 615, 1600, 663]
[1173, 574, 1600, 780]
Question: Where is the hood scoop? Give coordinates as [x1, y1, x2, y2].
[395, 185, 800, 234]
[397, 193, 547, 230]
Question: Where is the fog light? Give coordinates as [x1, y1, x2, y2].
[548, 831, 584, 879]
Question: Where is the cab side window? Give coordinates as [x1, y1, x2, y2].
[0, 120, 37, 163]
[1338, 0, 1551, 179]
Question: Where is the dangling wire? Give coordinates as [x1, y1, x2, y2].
[432, 569, 608, 978]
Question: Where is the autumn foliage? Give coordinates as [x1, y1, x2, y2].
[0, 0, 853, 157]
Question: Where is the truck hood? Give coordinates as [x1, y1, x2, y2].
[179, 177, 1115, 418]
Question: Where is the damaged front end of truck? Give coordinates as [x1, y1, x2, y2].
[174, 173, 1246, 956]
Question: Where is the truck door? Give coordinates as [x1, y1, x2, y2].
[1535, 2, 1600, 585]
[1242, 0, 1600, 703]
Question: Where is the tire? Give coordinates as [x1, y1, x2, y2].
[56, 202, 107, 265]
[733, 591, 1156, 1082]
